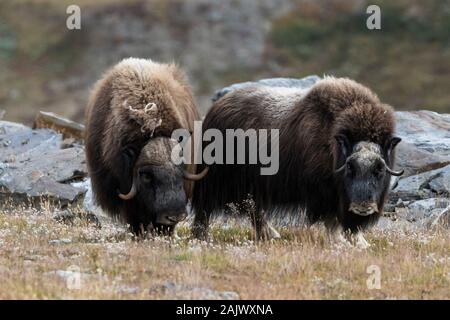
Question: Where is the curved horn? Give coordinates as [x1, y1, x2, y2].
[381, 159, 404, 176]
[335, 163, 346, 174]
[118, 179, 138, 200]
[386, 167, 404, 176]
[183, 167, 209, 181]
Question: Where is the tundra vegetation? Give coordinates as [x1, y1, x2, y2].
[0, 202, 448, 299]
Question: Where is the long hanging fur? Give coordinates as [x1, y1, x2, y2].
[192, 77, 397, 232]
[85, 58, 200, 225]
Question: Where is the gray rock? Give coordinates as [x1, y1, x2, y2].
[407, 198, 450, 213]
[395, 111, 450, 157]
[404, 198, 450, 222]
[375, 216, 418, 232]
[149, 281, 240, 300]
[0, 120, 87, 208]
[429, 205, 450, 228]
[48, 238, 72, 245]
[390, 165, 450, 202]
[395, 141, 450, 177]
[116, 286, 140, 295]
[0, 121, 61, 163]
[395, 111, 450, 175]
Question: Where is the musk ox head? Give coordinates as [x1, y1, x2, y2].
[334, 135, 403, 216]
[117, 137, 208, 233]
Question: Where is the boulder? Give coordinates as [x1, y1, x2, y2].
[395, 111, 450, 175]
[429, 205, 450, 228]
[0, 120, 87, 209]
[390, 165, 450, 202]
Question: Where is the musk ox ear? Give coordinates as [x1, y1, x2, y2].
[385, 136, 401, 157]
[389, 137, 402, 149]
[335, 134, 351, 158]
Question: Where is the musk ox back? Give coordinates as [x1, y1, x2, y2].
[192, 77, 403, 245]
[85, 58, 203, 235]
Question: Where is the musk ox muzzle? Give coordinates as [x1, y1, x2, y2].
[349, 202, 378, 216]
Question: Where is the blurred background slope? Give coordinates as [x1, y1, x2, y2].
[0, 0, 448, 124]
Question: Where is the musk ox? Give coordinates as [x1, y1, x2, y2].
[85, 58, 206, 235]
[192, 77, 403, 246]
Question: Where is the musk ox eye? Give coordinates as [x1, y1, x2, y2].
[346, 162, 354, 175]
[140, 171, 152, 184]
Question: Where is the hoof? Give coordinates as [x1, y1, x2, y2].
[347, 232, 370, 249]
[346, 232, 370, 249]
[257, 223, 281, 241]
[191, 225, 209, 241]
[327, 228, 352, 248]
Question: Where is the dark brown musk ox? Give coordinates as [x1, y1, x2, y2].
[85, 58, 207, 235]
[192, 77, 403, 247]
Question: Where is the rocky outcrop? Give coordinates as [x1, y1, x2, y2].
[395, 111, 450, 176]
[0, 117, 87, 209]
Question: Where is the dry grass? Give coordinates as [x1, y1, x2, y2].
[0, 207, 449, 300]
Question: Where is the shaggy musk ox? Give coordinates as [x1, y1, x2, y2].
[192, 77, 403, 246]
[85, 58, 206, 235]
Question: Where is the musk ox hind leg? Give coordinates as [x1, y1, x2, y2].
[247, 208, 281, 241]
[254, 217, 281, 241]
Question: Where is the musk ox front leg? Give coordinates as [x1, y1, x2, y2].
[192, 210, 211, 240]
[325, 218, 370, 249]
[325, 219, 352, 247]
[345, 232, 370, 249]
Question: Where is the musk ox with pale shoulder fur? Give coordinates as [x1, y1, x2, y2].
[85, 58, 207, 235]
[192, 77, 403, 246]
